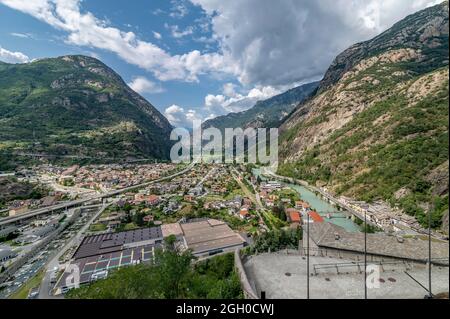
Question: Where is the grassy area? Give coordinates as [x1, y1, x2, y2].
[8, 270, 45, 299]
[224, 188, 244, 200]
[89, 223, 107, 232]
[123, 223, 138, 231]
[179, 203, 193, 215]
[260, 210, 282, 230]
[204, 194, 224, 202]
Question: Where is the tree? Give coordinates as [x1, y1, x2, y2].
[67, 245, 195, 299]
[132, 212, 146, 227]
[256, 175, 262, 185]
[272, 202, 286, 221]
[66, 250, 243, 299]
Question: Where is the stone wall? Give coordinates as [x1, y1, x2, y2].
[234, 249, 259, 299]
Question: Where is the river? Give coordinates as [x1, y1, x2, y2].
[252, 168, 361, 232]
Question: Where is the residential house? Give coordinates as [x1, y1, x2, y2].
[265, 199, 274, 207]
[9, 205, 29, 217]
[239, 208, 250, 220]
[243, 197, 253, 207]
[286, 209, 302, 226]
[134, 194, 160, 206]
[308, 211, 324, 223]
[107, 221, 121, 230]
[143, 215, 154, 223]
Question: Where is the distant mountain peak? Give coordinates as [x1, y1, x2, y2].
[202, 81, 319, 131]
[318, 1, 449, 92]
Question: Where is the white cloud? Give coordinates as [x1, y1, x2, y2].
[2, 0, 432, 88]
[152, 31, 162, 40]
[152, 8, 165, 16]
[204, 84, 282, 116]
[190, 0, 442, 86]
[0, 0, 236, 82]
[169, 0, 189, 19]
[163, 83, 282, 127]
[222, 82, 238, 98]
[0, 46, 30, 63]
[164, 104, 200, 127]
[166, 24, 194, 39]
[127, 76, 164, 94]
[10, 32, 31, 38]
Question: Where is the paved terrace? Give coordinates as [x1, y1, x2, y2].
[243, 253, 449, 299]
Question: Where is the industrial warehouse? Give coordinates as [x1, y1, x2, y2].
[180, 219, 247, 257]
[54, 219, 247, 294]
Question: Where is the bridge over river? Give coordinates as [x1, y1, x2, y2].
[252, 168, 362, 232]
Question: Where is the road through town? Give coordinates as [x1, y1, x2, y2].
[0, 163, 196, 226]
[38, 203, 113, 299]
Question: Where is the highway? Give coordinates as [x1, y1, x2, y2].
[11, 152, 159, 163]
[0, 163, 195, 227]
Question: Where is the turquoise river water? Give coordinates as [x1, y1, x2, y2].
[252, 168, 361, 232]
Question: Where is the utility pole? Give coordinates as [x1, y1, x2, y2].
[364, 209, 367, 299]
[307, 211, 310, 299]
[428, 209, 432, 298]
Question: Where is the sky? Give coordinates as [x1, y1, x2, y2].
[0, 0, 442, 128]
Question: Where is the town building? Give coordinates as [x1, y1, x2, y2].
[180, 219, 247, 257]
[0, 248, 17, 264]
[9, 205, 29, 217]
[55, 227, 164, 294]
[134, 194, 160, 206]
[0, 226, 18, 239]
[239, 208, 250, 220]
[307, 211, 324, 223]
[286, 208, 302, 226]
[303, 222, 449, 264]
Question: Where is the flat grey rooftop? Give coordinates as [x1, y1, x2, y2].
[307, 222, 449, 261]
[180, 219, 245, 254]
[243, 253, 449, 299]
[73, 226, 163, 260]
[0, 226, 17, 237]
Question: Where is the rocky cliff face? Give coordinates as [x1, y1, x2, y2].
[319, 1, 449, 92]
[278, 2, 449, 227]
[0, 55, 173, 169]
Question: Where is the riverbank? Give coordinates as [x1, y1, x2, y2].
[252, 168, 361, 232]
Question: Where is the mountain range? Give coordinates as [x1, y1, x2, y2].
[278, 1, 449, 228]
[0, 55, 173, 169]
[0, 1, 447, 229]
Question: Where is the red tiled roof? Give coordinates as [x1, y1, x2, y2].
[147, 195, 159, 202]
[308, 211, 324, 223]
[240, 208, 249, 216]
[289, 211, 301, 223]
